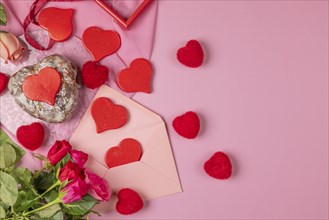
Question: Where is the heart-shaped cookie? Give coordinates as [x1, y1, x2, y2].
[82, 26, 121, 62]
[105, 138, 142, 168]
[117, 58, 153, 93]
[16, 122, 45, 151]
[172, 111, 200, 139]
[22, 67, 61, 106]
[116, 188, 144, 215]
[38, 7, 74, 42]
[177, 40, 204, 68]
[91, 97, 128, 133]
[204, 151, 232, 180]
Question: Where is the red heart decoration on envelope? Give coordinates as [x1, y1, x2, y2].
[38, 7, 74, 42]
[22, 67, 61, 106]
[91, 97, 128, 133]
[82, 26, 121, 62]
[105, 138, 142, 168]
[117, 58, 153, 93]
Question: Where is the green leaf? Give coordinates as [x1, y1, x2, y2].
[0, 143, 16, 169]
[0, 206, 5, 219]
[0, 129, 25, 163]
[34, 171, 56, 191]
[0, 3, 7, 26]
[14, 189, 39, 212]
[0, 170, 18, 206]
[44, 190, 58, 203]
[62, 194, 98, 216]
[34, 203, 61, 219]
[13, 167, 32, 187]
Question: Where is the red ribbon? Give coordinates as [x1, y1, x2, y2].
[23, 0, 75, 50]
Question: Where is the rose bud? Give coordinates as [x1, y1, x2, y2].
[47, 140, 72, 165]
[61, 179, 88, 203]
[70, 150, 89, 168]
[0, 32, 26, 63]
[58, 160, 85, 182]
[84, 168, 111, 202]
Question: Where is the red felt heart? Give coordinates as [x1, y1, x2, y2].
[16, 122, 45, 151]
[172, 111, 200, 139]
[116, 188, 144, 215]
[105, 138, 142, 168]
[81, 61, 109, 89]
[117, 58, 153, 93]
[38, 7, 74, 42]
[82, 26, 121, 62]
[177, 40, 204, 68]
[204, 151, 232, 180]
[22, 67, 61, 106]
[91, 97, 128, 133]
[0, 72, 9, 95]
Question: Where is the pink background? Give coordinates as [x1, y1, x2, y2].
[1, 0, 328, 219]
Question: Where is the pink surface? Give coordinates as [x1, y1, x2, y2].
[0, 1, 328, 219]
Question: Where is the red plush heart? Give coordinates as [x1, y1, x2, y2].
[177, 40, 204, 68]
[16, 122, 45, 151]
[22, 67, 61, 106]
[172, 111, 200, 139]
[81, 61, 109, 89]
[117, 58, 153, 93]
[116, 188, 144, 215]
[82, 26, 121, 62]
[91, 97, 128, 133]
[38, 7, 74, 42]
[105, 138, 142, 168]
[204, 151, 232, 180]
[0, 72, 9, 95]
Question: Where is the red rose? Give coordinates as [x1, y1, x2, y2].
[61, 179, 88, 203]
[58, 161, 84, 182]
[84, 168, 111, 201]
[70, 150, 88, 168]
[47, 140, 72, 165]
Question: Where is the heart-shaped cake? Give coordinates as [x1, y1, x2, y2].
[8, 54, 79, 122]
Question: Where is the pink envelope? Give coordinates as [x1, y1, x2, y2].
[70, 85, 182, 209]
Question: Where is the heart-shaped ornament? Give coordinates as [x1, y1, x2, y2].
[22, 67, 61, 106]
[95, 0, 153, 29]
[81, 61, 109, 89]
[172, 111, 200, 139]
[91, 97, 128, 133]
[38, 7, 74, 42]
[105, 138, 142, 168]
[177, 40, 204, 68]
[116, 188, 144, 215]
[204, 151, 232, 180]
[117, 58, 153, 93]
[82, 26, 121, 62]
[16, 122, 45, 151]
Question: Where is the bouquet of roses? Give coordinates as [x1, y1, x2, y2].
[0, 129, 110, 220]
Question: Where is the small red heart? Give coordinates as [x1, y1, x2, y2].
[81, 61, 109, 89]
[177, 40, 204, 68]
[22, 67, 61, 106]
[204, 151, 232, 180]
[82, 26, 121, 62]
[117, 58, 153, 93]
[105, 138, 142, 168]
[38, 7, 74, 42]
[16, 122, 45, 151]
[172, 111, 200, 139]
[91, 97, 128, 133]
[116, 188, 144, 215]
[0, 72, 9, 95]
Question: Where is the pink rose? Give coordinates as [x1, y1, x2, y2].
[61, 179, 88, 203]
[84, 168, 111, 202]
[70, 150, 88, 168]
[58, 161, 85, 182]
[47, 140, 72, 165]
[0, 32, 26, 63]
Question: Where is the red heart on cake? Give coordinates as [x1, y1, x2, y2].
[117, 58, 153, 93]
[177, 40, 204, 68]
[22, 67, 61, 106]
[116, 188, 144, 215]
[204, 151, 232, 180]
[81, 61, 109, 89]
[105, 138, 142, 168]
[82, 26, 121, 62]
[0, 72, 9, 95]
[38, 7, 74, 42]
[16, 122, 45, 151]
[91, 97, 128, 133]
[172, 111, 200, 139]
